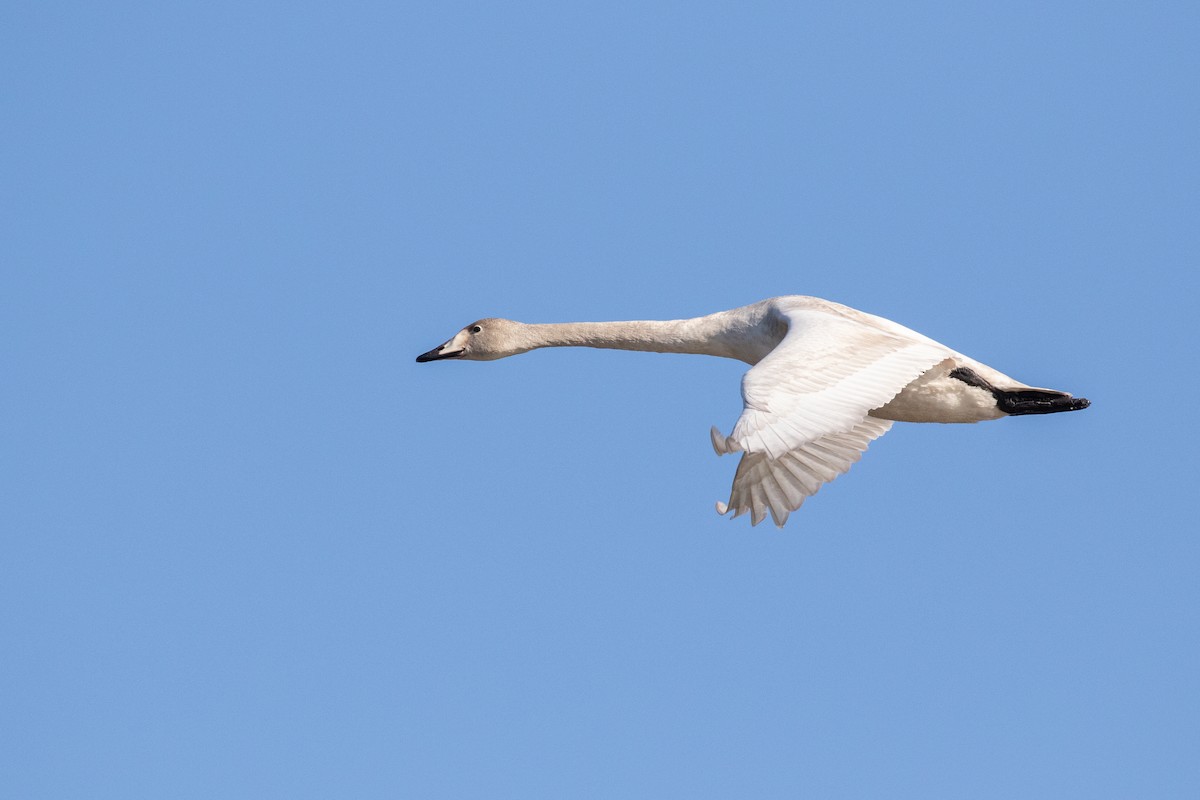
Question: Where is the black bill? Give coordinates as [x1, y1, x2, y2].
[415, 346, 464, 363]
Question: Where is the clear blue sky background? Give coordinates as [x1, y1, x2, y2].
[4, 2, 1198, 798]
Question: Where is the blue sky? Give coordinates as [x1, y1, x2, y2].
[3, 2, 1198, 797]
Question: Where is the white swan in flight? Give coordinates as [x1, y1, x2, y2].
[416, 296, 1089, 527]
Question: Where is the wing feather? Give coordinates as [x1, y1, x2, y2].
[708, 300, 960, 526]
[724, 305, 950, 458]
[718, 417, 894, 527]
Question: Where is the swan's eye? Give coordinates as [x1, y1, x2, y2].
[470, 325, 482, 334]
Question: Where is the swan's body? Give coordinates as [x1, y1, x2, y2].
[416, 296, 1089, 527]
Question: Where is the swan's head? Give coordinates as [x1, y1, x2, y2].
[415, 318, 532, 362]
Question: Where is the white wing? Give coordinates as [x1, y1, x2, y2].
[712, 303, 951, 460]
[710, 301, 952, 525]
[715, 416, 893, 527]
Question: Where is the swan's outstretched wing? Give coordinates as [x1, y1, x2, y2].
[713, 304, 950, 460]
[710, 302, 951, 525]
[715, 416, 893, 527]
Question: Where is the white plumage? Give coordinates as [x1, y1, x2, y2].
[417, 296, 1089, 527]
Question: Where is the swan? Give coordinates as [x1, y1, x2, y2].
[416, 296, 1089, 527]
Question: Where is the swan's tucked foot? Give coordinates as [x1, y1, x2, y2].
[949, 367, 1091, 416]
[715, 500, 729, 515]
[999, 391, 1091, 415]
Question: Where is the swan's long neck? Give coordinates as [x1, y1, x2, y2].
[521, 306, 782, 364]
